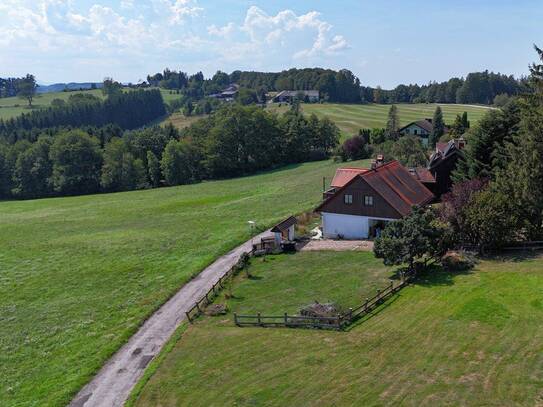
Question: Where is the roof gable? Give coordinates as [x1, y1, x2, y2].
[317, 161, 434, 217]
[330, 167, 370, 188]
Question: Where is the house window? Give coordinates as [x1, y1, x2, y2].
[413, 129, 418, 135]
[344, 194, 353, 204]
[405, 129, 410, 134]
[364, 195, 374, 206]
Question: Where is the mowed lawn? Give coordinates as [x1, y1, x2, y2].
[269, 103, 492, 138]
[0, 159, 366, 407]
[134, 251, 543, 406]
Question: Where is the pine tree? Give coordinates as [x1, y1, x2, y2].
[429, 106, 444, 147]
[385, 104, 399, 140]
[461, 111, 470, 129]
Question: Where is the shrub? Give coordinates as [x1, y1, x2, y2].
[441, 250, 477, 271]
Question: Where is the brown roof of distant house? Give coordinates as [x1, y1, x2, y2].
[317, 161, 434, 217]
[410, 167, 436, 184]
[436, 142, 449, 153]
[330, 167, 370, 188]
[271, 216, 297, 232]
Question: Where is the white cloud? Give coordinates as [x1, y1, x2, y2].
[151, 0, 202, 25]
[207, 22, 235, 37]
[0, 2, 350, 82]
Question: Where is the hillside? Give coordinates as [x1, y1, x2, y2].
[0, 159, 366, 407]
[166, 103, 492, 137]
[0, 88, 176, 121]
[270, 103, 492, 137]
[133, 251, 543, 406]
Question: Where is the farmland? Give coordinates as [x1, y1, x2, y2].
[0, 159, 367, 407]
[133, 251, 543, 406]
[0, 88, 178, 121]
[269, 102, 493, 137]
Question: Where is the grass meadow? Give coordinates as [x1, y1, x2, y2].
[132, 251, 543, 407]
[267, 103, 492, 138]
[0, 88, 180, 121]
[0, 159, 367, 407]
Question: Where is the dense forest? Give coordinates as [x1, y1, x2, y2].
[0, 104, 339, 200]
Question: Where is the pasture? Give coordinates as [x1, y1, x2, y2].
[133, 251, 543, 406]
[0, 159, 366, 407]
[0, 89, 104, 120]
[0, 88, 178, 121]
[269, 103, 492, 137]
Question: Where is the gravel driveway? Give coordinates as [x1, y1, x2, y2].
[70, 230, 271, 407]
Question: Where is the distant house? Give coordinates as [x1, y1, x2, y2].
[272, 90, 319, 103]
[316, 159, 434, 239]
[209, 84, 239, 101]
[399, 118, 449, 147]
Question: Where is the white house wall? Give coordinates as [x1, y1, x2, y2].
[321, 212, 396, 239]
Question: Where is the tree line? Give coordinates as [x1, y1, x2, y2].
[146, 67, 525, 106]
[0, 104, 339, 200]
[0, 89, 166, 143]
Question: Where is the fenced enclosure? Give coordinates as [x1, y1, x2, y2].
[234, 270, 415, 331]
[185, 250, 252, 323]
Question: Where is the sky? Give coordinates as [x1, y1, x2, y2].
[1, 0, 542, 88]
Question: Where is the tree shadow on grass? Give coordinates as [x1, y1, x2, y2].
[410, 264, 473, 287]
[482, 250, 543, 263]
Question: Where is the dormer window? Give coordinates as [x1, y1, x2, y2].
[344, 194, 353, 204]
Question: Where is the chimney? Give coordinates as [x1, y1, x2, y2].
[376, 154, 384, 166]
[370, 159, 377, 170]
[458, 137, 466, 150]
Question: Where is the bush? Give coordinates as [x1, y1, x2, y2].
[441, 250, 477, 271]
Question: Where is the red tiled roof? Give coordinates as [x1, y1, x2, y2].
[318, 161, 434, 217]
[330, 167, 370, 188]
[361, 161, 434, 216]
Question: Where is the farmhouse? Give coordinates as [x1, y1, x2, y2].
[317, 159, 434, 239]
[409, 138, 466, 197]
[272, 90, 319, 103]
[209, 84, 239, 101]
[399, 118, 449, 147]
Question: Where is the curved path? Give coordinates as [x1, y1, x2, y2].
[70, 231, 270, 407]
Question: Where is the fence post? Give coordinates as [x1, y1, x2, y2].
[348, 307, 353, 322]
[257, 312, 262, 326]
[195, 302, 201, 314]
[234, 313, 239, 326]
[390, 281, 393, 293]
[365, 298, 369, 312]
[185, 311, 192, 323]
[284, 312, 288, 325]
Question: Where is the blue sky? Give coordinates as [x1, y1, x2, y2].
[1, 0, 541, 88]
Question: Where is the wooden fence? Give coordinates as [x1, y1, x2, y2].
[185, 250, 252, 323]
[234, 270, 415, 331]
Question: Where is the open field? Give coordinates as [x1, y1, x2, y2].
[0, 89, 104, 120]
[162, 111, 207, 129]
[0, 159, 368, 407]
[268, 103, 493, 137]
[0, 88, 180, 121]
[133, 251, 543, 406]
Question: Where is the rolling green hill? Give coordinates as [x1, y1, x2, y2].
[132, 251, 543, 406]
[0, 88, 178, 121]
[0, 159, 366, 407]
[269, 103, 493, 137]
